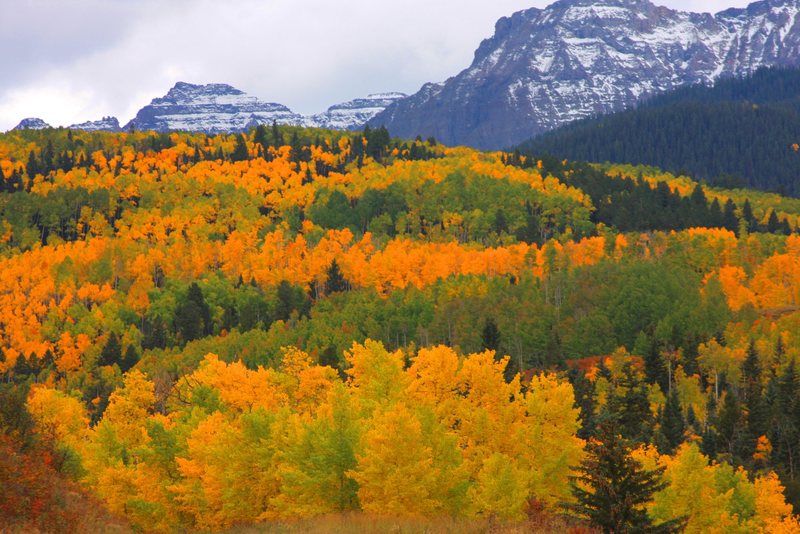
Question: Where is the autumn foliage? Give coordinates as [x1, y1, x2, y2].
[1, 126, 799, 531]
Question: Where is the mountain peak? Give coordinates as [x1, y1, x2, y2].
[69, 116, 122, 132]
[371, 0, 800, 149]
[168, 81, 244, 97]
[550, 0, 653, 8]
[126, 82, 300, 133]
[122, 83, 406, 133]
[13, 118, 51, 131]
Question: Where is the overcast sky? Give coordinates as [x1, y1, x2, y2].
[0, 0, 755, 131]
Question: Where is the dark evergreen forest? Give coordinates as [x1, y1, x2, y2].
[520, 67, 800, 196]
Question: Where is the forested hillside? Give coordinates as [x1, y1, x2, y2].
[1, 125, 800, 532]
[520, 68, 800, 196]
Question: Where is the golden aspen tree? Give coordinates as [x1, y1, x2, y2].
[519, 372, 584, 508]
[467, 452, 529, 520]
[349, 402, 440, 516]
[344, 340, 408, 411]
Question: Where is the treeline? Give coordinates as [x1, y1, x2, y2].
[502, 155, 796, 235]
[519, 67, 800, 196]
[5, 123, 441, 191]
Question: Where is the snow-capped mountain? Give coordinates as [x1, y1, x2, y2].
[120, 82, 403, 133]
[13, 118, 51, 130]
[69, 116, 122, 132]
[305, 93, 408, 130]
[369, 0, 800, 149]
[124, 82, 306, 133]
[9, 85, 404, 133]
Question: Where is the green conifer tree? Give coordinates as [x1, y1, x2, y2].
[660, 390, 685, 453]
[481, 317, 501, 352]
[324, 260, 348, 295]
[231, 133, 250, 162]
[98, 333, 122, 368]
[565, 420, 685, 533]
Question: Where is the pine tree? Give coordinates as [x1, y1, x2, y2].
[324, 259, 348, 295]
[481, 317, 501, 352]
[13, 354, 31, 378]
[774, 336, 785, 370]
[771, 359, 799, 482]
[708, 198, 724, 228]
[660, 390, 685, 453]
[605, 361, 654, 444]
[272, 121, 284, 147]
[640, 334, 668, 392]
[570, 369, 597, 439]
[26, 150, 39, 178]
[187, 283, 212, 336]
[98, 332, 122, 368]
[319, 345, 340, 369]
[231, 133, 249, 162]
[743, 340, 761, 401]
[689, 184, 709, 227]
[175, 283, 211, 342]
[143, 320, 167, 350]
[722, 199, 738, 232]
[767, 210, 781, 233]
[276, 280, 307, 322]
[253, 124, 269, 152]
[41, 141, 55, 175]
[493, 209, 509, 235]
[565, 420, 685, 533]
[742, 199, 756, 232]
[717, 391, 743, 457]
[120, 345, 139, 374]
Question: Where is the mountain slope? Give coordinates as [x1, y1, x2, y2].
[520, 67, 800, 195]
[370, 0, 800, 149]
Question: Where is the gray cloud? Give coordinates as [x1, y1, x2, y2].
[0, 0, 755, 130]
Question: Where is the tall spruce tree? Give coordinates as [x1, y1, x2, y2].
[717, 391, 743, 458]
[771, 360, 799, 483]
[120, 345, 139, 374]
[604, 361, 654, 444]
[175, 283, 212, 342]
[565, 420, 685, 533]
[324, 259, 348, 295]
[231, 133, 249, 162]
[659, 390, 685, 454]
[481, 317, 501, 352]
[98, 333, 122, 368]
[722, 199, 738, 232]
[742, 199, 756, 232]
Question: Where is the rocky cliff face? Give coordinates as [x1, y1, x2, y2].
[370, 0, 800, 149]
